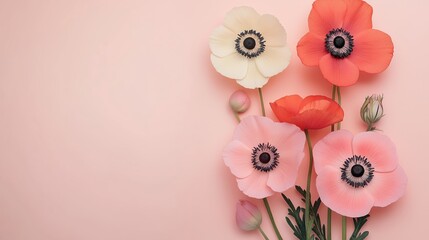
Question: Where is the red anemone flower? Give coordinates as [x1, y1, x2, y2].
[297, 0, 394, 86]
[270, 95, 344, 130]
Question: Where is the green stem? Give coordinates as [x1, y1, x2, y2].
[258, 88, 266, 117]
[336, 86, 342, 130]
[233, 111, 241, 123]
[327, 209, 332, 240]
[366, 123, 373, 131]
[258, 226, 270, 240]
[342, 216, 347, 240]
[327, 85, 337, 239]
[304, 130, 314, 240]
[330, 85, 337, 132]
[263, 198, 282, 240]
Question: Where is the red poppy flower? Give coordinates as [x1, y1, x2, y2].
[297, 0, 394, 86]
[270, 95, 344, 130]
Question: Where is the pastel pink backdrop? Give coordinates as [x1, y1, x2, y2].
[0, 0, 425, 239]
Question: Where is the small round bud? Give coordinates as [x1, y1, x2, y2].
[360, 94, 384, 129]
[236, 200, 262, 231]
[229, 90, 250, 113]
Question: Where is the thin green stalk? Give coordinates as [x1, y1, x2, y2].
[304, 130, 314, 240]
[336, 86, 342, 130]
[258, 226, 270, 240]
[327, 85, 338, 240]
[233, 112, 241, 123]
[342, 216, 347, 240]
[331, 85, 337, 100]
[330, 85, 337, 132]
[336, 85, 342, 106]
[327, 209, 332, 240]
[366, 123, 373, 131]
[336, 86, 347, 240]
[263, 198, 283, 240]
[258, 88, 266, 117]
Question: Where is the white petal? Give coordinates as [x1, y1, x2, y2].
[256, 14, 287, 47]
[210, 53, 248, 80]
[237, 60, 268, 89]
[223, 6, 260, 33]
[255, 46, 291, 77]
[209, 26, 236, 57]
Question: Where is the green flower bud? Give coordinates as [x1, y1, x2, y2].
[360, 94, 384, 130]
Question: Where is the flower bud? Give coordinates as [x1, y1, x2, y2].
[360, 94, 384, 127]
[229, 90, 250, 113]
[236, 200, 262, 231]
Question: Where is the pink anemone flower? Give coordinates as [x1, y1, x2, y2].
[223, 116, 306, 199]
[313, 130, 407, 217]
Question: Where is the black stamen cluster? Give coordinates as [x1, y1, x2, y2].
[341, 155, 374, 188]
[235, 29, 266, 58]
[325, 28, 354, 59]
[251, 142, 279, 172]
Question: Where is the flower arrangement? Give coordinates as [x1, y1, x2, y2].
[210, 1, 407, 240]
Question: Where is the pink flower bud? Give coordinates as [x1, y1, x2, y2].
[236, 200, 262, 231]
[229, 90, 250, 113]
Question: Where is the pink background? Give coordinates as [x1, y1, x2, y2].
[0, 0, 425, 239]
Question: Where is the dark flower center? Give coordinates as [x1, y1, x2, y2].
[333, 36, 345, 48]
[251, 143, 279, 172]
[259, 152, 271, 164]
[325, 28, 354, 59]
[341, 155, 374, 188]
[351, 164, 365, 177]
[243, 37, 256, 50]
[235, 29, 266, 58]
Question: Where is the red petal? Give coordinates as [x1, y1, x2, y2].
[308, 0, 346, 36]
[348, 29, 394, 73]
[319, 54, 360, 86]
[271, 95, 343, 130]
[295, 96, 344, 129]
[270, 95, 303, 122]
[297, 32, 327, 66]
[343, 0, 373, 34]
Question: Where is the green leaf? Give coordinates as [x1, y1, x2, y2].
[350, 215, 370, 240]
[282, 193, 306, 240]
[283, 186, 328, 240]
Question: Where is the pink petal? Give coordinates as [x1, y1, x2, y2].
[266, 122, 306, 154]
[233, 116, 304, 149]
[223, 140, 254, 178]
[366, 166, 407, 207]
[352, 131, 398, 172]
[343, 0, 373, 34]
[316, 167, 374, 218]
[237, 171, 274, 199]
[319, 54, 360, 87]
[313, 130, 354, 174]
[297, 32, 327, 67]
[308, 0, 346, 37]
[267, 152, 304, 192]
[348, 29, 394, 73]
[265, 124, 306, 192]
[232, 116, 272, 147]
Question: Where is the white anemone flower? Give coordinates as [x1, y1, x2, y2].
[210, 6, 291, 89]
